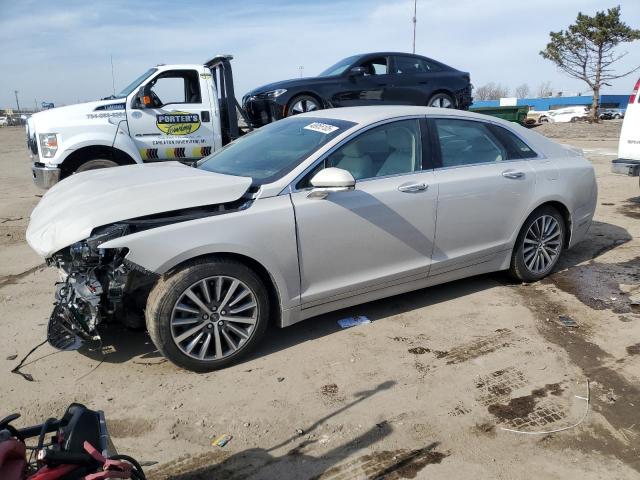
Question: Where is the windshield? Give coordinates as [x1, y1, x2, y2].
[318, 55, 360, 77]
[198, 117, 356, 184]
[115, 68, 157, 98]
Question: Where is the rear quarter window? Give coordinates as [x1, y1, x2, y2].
[487, 124, 538, 159]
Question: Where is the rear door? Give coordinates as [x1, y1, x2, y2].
[388, 55, 441, 105]
[126, 67, 215, 162]
[429, 117, 537, 275]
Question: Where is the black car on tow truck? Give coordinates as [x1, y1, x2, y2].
[242, 52, 472, 127]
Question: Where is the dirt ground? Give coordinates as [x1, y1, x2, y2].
[0, 121, 639, 480]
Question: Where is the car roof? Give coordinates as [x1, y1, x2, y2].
[296, 105, 505, 126]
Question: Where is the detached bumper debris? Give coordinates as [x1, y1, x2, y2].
[338, 316, 371, 329]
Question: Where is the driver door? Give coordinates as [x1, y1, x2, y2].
[290, 118, 438, 310]
[126, 68, 215, 162]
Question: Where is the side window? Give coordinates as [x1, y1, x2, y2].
[434, 119, 507, 167]
[359, 57, 388, 75]
[487, 124, 538, 159]
[325, 119, 422, 180]
[149, 70, 201, 106]
[392, 56, 442, 74]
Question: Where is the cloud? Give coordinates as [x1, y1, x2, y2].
[1, 0, 639, 109]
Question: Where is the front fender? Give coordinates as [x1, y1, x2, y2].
[100, 195, 300, 310]
[57, 129, 142, 165]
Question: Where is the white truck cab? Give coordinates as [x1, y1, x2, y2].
[28, 56, 247, 188]
[612, 77, 640, 185]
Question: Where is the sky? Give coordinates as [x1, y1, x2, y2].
[1, 0, 640, 110]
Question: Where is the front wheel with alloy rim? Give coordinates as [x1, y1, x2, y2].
[509, 206, 565, 282]
[146, 259, 269, 372]
[286, 95, 321, 116]
[427, 93, 455, 108]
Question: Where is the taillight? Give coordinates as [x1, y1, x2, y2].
[630, 77, 640, 104]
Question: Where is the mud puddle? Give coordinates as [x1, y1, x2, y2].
[545, 256, 640, 314]
[516, 284, 640, 472]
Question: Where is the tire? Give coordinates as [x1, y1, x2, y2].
[286, 95, 322, 116]
[509, 206, 565, 283]
[570, 117, 578, 123]
[75, 159, 119, 173]
[146, 258, 269, 372]
[428, 93, 455, 109]
[539, 116, 549, 124]
[614, 114, 621, 119]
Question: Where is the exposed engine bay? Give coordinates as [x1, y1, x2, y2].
[45, 200, 251, 351]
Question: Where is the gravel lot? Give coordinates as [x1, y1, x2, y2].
[0, 122, 639, 479]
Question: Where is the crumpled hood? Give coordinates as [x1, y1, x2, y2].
[27, 162, 252, 257]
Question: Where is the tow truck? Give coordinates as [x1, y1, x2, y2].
[27, 56, 250, 188]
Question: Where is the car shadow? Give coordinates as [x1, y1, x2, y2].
[148, 379, 448, 480]
[84, 220, 630, 366]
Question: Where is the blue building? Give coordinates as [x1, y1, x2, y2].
[472, 94, 629, 111]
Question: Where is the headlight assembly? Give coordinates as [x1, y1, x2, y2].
[39, 133, 59, 158]
[257, 89, 287, 99]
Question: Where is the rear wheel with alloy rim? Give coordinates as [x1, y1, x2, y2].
[509, 206, 565, 282]
[146, 258, 269, 372]
[427, 93, 455, 108]
[286, 95, 321, 116]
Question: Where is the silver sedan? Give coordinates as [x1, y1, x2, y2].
[27, 106, 597, 371]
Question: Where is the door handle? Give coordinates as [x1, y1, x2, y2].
[502, 170, 525, 179]
[398, 183, 428, 193]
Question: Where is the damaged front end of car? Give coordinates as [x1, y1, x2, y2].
[46, 224, 156, 351]
[43, 199, 254, 352]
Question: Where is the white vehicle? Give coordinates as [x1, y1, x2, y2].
[26, 56, 248, 188]
[27, 106, 597, 371]
[0, 116, 8, 127]
[612, 77, 640, 183]
[547, 106, 589, 123]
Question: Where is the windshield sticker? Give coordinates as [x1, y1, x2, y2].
[156, 112, 201, 135]
[304, 122, 339, 134]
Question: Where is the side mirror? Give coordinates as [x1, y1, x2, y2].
[136, 85, 153, 108]
[308, 168, 355, 199]
[348, 66, 366, 77]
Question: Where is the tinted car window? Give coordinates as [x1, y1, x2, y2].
[434, 119, 507, 167]
[392, 56, 442, 74]
[198, 117, 356, 184]
[325, 119, 422, 180]
[359, 57, 388, 75]
[487, 124, 537, 159]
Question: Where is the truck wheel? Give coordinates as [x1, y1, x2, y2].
[75, 159, 119, 172]
[570, 117, 578, 123]
[509, 206, 565, 283]
[146, 258, 269, 372]
[286, 95, 321, 116]
[428, 93, 455, 108]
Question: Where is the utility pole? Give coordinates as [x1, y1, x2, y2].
[14, 90, 21, 112]
[298, 65, 304, 78]
[110, 55, 116, 96]
[412, 0, 417, 54]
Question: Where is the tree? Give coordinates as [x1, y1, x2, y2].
[515, 83, 531, 98]
[536, 81, 553, 97]
[475, 82, 510, 100]
[540, 5, 640, 121]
